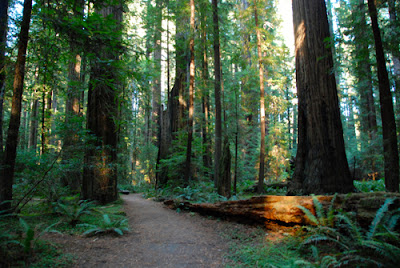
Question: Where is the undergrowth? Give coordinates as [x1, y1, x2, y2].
[0, 195, 128, 267]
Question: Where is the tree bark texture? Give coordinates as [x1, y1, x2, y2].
[353, 0, 377, 141]
[170, 192, 400, 228]
[212, 0, 223, 194]
[82, 1, 123, 203]
[184, 0, 195, 184]
[367, 0, 399, 192]
[0, 0, 10, 155]
[62, 0, 85, 192]
[289, 0, 353, 195]
[151, 0, 162, 145]
[254, 0, 266, 194]
[0, 0, 32, 211]
[200, 0, 211, 176]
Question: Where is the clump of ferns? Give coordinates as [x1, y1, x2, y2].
[299, 196, 400, 267]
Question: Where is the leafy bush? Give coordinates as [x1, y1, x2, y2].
[354, 179, 385, 192]
[300, 197, 400, 267]
[53, 197, 95, 226]
[79, 214, 129, 236]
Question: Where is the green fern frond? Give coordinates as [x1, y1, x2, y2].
[327, 194, 337, 227]
[312, 195, 326, 225]
[336, 213, 362, 242]
[387, 209, 400, 231]
[298, 205, 319, 225]
[367, 198, 395, 240]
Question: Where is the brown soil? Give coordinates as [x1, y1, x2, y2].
[44, 194, 253, 267]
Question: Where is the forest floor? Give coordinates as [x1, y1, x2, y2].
[43, 193, 277, 267]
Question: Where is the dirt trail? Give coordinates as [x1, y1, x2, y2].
[47, 194, 232, 267]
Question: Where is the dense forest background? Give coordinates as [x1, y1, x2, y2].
[0, 0, 399, 210]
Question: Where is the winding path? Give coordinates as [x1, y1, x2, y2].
[49, 194, 232, 267]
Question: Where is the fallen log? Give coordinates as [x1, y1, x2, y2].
[164, 192, 400, 228]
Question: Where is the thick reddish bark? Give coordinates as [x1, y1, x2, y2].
[184, 0, 195, 184]
[367, 0, 399, 192]
[254, 0, 266, 194]
[0, 0, 32, 211]
[82, 2, 123, 204]
[169, 193, 400, 228]
[289, 0, 353, 194]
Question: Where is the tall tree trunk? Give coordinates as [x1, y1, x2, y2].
[200, 0, 211, 176]
[289, 0, 353, 195]
[367, 0, 399, 192]
[62, 0, 85, 191]
[0, 0, 32, 212]
[0, 0, 10, 155]
[354, 0, 377, 144]
[388, 0, 400, 126]
[184, 0, 195, 184]
[151, 0, 162, 144]
[254, 0, 266, 194]
[212, 0, 223, 195]
[82, 1, 123, 204]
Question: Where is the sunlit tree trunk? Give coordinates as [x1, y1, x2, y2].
[82, 1, 123, 203]
[0, 0, 32, 211]
[184, 0, 195, 184]
[62, 0, 85, 191]
[289, 0, 353, 195]
[367, 0, 399, 192]
[254, 0, 265, 194]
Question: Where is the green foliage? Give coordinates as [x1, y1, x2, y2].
[53, 197, 95, 226]
[79, 214, 129, 237]
[354, 179, 385, 192]
[301, 197, 400, 267]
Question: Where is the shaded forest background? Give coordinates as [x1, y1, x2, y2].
[0, 0, 399, 209]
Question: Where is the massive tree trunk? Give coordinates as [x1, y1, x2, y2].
[0, 0, 9, 155]
[82, 1, 123, 204]
[184, 0, 195, 184]
[254, 0, 266, 194]
[367, 0, 399, 192]
[212, 0, 223, 195]
[62, 0, 85, 192]
[289, 0, 353, 195]
[0, 0, 32, 212]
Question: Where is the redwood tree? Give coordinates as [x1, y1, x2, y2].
[0, 0, 33, 211]
[289, 0, 353, 195]
[254, 0, 266, 194]
[82, 0, 123, 204]
[367, 0, 399, 192]
[0, 0, 9, 155]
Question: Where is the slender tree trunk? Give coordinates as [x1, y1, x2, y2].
[289, 0, 353, 195]
[354, 0, 377, 143]
[184, 0, 195, 184]
[254, 0, 265, 194]
[367, 0, 399, 192]
[388, 0, 400, 125]
[212, 0, 223, 194]
[0, 0, 10, 155]
[151, 0, 162, 144]
[0, 0, 32, 211]
[200, 0, 211, 176]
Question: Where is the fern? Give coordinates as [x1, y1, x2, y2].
[367, 198, 395, 240]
